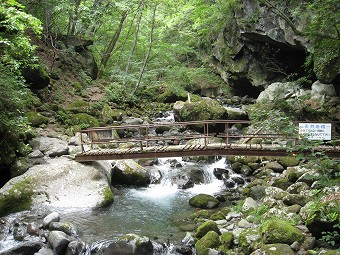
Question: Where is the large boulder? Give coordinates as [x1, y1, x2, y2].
[47, 231, 70, 255]
[111, 159, 151, 186]
[311, 80, 337, 97]
[0, 158, 113, 216]
[173, 98, 228, 123]
[196, 220, 221, 239]
[256, 82, 299, 103]
[195, 231, 221, 255]
[250, 244, 295, 255]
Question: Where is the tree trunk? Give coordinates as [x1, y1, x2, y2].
[132, 4, 157, 95]
[68, 0, 82, 35]
[98, 11, 128, 77]
[123, 0, 144, 84]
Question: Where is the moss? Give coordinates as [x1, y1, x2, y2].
[196, 220, 221, 239]
[99, 187, 114, 207]
[67, 100, 90, 114]
[210, 211, 225, 221]
[25, 111, 49, 127]
[191, 209, 210, 219]
[219, 232, 234, 249]
[260, 219, 304, 244]
[189, 194, 219, 209]
[278, 157, 299, 168]
[0, 178, 34, 217]
[71, 113, 99, 129]
[195, 231, 221, 255]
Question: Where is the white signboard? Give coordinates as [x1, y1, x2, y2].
[299, 123, 332, 140]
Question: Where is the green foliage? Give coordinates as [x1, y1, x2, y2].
[321, 223, 340, 247]
[105, 82, 136, 104]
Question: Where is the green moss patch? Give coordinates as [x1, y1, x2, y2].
[25, 111, 49, 127]
[0, 178, 34, 217]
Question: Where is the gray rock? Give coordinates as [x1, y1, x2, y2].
[47, 230, 70, 255]
[28, 150, 44, 158]
[257, 82, 299, 103]
[283, 194, 308, 206]
[27, 222, 41, 236]
[286, 182, 310, 194]
[238, 219, 252, 228]
[0, 241, 43, 255]
[265, 186, 288, 200]
[265, 162, 284, 173]
[49, 222, 78, 237]
[189, 194, 219, 209]
[311, 81, 337, 97]
[249, 186, 266, 201]
[66, 240, 88, 255]
[30, 137, 69, 157]
[242, 197, 258, 212]
[43, 212, 60, 229]
[35, 247, 54, 255]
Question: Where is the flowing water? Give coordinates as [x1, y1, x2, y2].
[60, 157, 227, 245]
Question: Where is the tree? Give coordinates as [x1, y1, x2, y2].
[0, 0, 41, 168]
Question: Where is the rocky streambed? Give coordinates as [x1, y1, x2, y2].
[0, 129, 339, 255]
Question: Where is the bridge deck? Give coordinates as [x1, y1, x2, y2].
[75, 143, 340, 161]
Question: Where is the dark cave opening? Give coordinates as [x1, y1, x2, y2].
[0, 165, 11, 188]
[230, 77, 264, 98]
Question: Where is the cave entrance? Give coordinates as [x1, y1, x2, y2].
[230, 77, 263, 98]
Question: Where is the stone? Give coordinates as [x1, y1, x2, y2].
[250, 243, 295, 255]
[260, 220, 304, 245]
[272, 177, 292, 190]
[257, 82, 300, 103]
[27, 222, 41, 236]
[286, 182, 310, 194]
[283, 194, 308, 207]
[220, 232, 234, 249]
[49, 221, 78, 237]
[249, 186, 266, 201]
[265, 186, 288, 200]
[265, 162, 284, 173]
[30, 137, 69, 157]
[238, 219, 251, 228]
[0, 241, 43, 255]
[35, 247, 54, 255]
[239, 228, 261, 254]
[189, 194, 219, 209]
[112, 159, 150, 186]
[241, 197, 258, 212]
[195, 231, 221, 255]
[240, 165, 253, 176]
[231, 162, 243, 174]
[43, 212, 60, 229]
[28, 150, 44, 158]
[213, 168, 229, 180]
[10, 157, 31, 178]
[66, 240, 88, 255]
[311, 81, 337, 97]
[47, 230, 70, 255]
[196, 220, 221, 239]
[171, 175, 194, 189]
[25, 112, 49, 127]
[277, 157, 299, 168]
[224, 107, 248, 120]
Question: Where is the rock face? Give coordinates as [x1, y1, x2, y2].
[30, 137, 69, 157]
[209, 0, 339, 94]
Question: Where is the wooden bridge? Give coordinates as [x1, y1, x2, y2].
[74, 120, 340, 162]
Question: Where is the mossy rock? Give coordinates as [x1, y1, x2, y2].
[260, 219, 303, 245]
[71, 113, 99, 128]
[0, 178, 34, 217]
[196, 220, 221, 239]
[195, 231, 221, 255]
[210, 211, 225, 221]
[191, 209, 210, 219]
[219, 232, 234, 249]
[112, 159, 150, 186]
[98, 187, 114, 207]
[67, 100, 90, 114]
[101, 104, 123, 123]
[250, 244, 295, 255]
[174, 98, 228, 123]
[239, 228, 261, 254]
[25, 111, 49, 127]
[272, 177, 293, 190]
[189, 194, 219, 209]
[277, 157, 299, 168]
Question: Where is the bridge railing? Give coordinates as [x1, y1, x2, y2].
[78, 120, 340, 152]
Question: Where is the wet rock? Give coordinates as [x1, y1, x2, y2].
[189, 194, 219, 209]
[27, 222, 41, 236]
[231, 175, 245, 185]
[48, 230, 71, 255]
[0, 241, 43, 255]
[66, 240, 88, 255]
[223, 179, 235, 188]
[49, 221, 78, 237]
[35, 247, 54, 255]
[213, 168, 229, 180]
[196, 221, 221, 239]
[171, 175, 194, 189]
[248, 186, 266, 201]
[175, 245, 192, 255]
[43, 212, 60, 229]
[265, 186, 288, 200]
